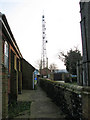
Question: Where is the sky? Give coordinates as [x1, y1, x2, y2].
[0, 0, 82, 70]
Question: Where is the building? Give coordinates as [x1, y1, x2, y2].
[0, 11, 38, 119]
[0, 12, 37, 119]
[79, 1, 90, 86]
[40, 68, 51, 78]
[22, 58, 35, 90]
[53, 69, 71, 82]
[0, 12, 23, 118]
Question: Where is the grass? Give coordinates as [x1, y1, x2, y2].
[8, 101, 31, 118]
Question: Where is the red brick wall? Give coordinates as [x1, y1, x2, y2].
[9, 44, 21, 94]
[2, 38, 21, 94]
[2, 65, 8, 118]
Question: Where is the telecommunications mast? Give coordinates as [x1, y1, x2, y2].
[41, 14, 48, 69]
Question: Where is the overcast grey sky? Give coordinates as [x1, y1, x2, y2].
[0, 0, 82, 69]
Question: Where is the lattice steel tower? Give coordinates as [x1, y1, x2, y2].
[41, 14, 48, 69]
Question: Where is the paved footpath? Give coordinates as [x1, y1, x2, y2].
[16, 86, 66, 119]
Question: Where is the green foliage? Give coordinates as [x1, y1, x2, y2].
[58, 47, 82, 75]
[8, 101, 31, 118]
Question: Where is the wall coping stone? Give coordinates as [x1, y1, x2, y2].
[40, 78, 90, 95]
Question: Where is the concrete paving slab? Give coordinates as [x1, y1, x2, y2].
[16, 86, 66, 119]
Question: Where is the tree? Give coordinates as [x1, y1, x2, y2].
[49, 63, 57, 72]
[58, 47, 82, 75]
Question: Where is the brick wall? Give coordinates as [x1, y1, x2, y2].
[2, 65, 8, 119]
[22, 59, 35, 90]
[0, 21, 8, 119]
[9, 69, 18, 102]
[0, 13, 23, 119]
[18, 71, 22, 94]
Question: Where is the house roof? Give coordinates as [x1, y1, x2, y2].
[22, 58, 35, 70]
[54, 69, 69, 73]
[0, 12, 22, 58]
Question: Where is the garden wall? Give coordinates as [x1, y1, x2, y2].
[39, 78, 90, 120]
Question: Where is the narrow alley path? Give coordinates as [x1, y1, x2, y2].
[16, 86, 66, 119]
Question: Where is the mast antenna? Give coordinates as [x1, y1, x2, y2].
[41, 13, 48, 69]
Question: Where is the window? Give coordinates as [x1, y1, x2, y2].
[4, 41, 9, 69]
